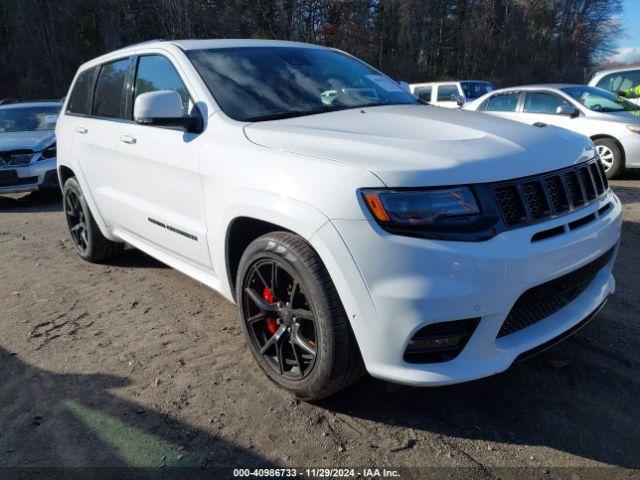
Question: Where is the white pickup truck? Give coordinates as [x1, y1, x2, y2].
[410, 80, 493, 108]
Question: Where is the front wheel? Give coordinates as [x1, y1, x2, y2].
[594, 138, 623, 179]
[236, 232, 364, 401]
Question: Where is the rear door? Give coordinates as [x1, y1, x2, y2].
[478, 91, 522, 121]
[113, 53, 212, 270]
[68, 58, 134, 230]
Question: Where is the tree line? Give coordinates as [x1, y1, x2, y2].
[0, 0, 623, 100]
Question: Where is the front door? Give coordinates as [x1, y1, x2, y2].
[113, 54, 212, 270]
[518, 91, 576, 130]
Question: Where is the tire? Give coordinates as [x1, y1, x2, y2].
[62, 177, 124, 262]
[594, 138, 623, 179]
[236, 232, 364, 401]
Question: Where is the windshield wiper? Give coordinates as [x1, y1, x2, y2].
[246, 102, 412, 122]
[246, 110, 326, 122]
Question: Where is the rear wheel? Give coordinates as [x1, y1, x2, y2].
[594, 138, 622, 179]
[63, 177, 124, 262]
[236, 232, 364, 401]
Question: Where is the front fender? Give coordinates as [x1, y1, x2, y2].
[212, 189, 331, 301]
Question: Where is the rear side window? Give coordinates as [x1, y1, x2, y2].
[596, 70, 640, 94]
[66, 68, 96, 115]
[523, 92, 570, 114]
[134, 55, 191, 115]
[437, 84, 459, 101]
[414, 87, 432, 102]
[481, 92, 520, 112]
[93, 58, 131, 119]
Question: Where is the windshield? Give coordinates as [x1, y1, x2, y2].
[0, 106, 60, 133]
[560, 86, 639, 113]
[460, 81, 493, 100]
[187, 47, 418, 122]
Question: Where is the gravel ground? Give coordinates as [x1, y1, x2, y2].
[1, 177, 639, 479]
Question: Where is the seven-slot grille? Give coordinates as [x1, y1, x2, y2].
[493, 159, 608, 228]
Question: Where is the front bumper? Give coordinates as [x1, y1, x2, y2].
[0, 157, 58, 194]
[314, 190, 621, 386]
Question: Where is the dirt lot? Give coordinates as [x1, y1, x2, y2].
[1, 178, 639, 479]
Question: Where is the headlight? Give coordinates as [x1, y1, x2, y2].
[362, 187, 480, 226]
[628, 125, 640, 134]
[39, 142, 56, 160]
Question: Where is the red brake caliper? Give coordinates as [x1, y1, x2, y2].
[262, 287, 279, 334]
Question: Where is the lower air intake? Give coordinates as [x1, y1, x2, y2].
[497, 246, 615, 338]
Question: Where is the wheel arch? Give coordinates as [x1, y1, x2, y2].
[225, 217, 293, 300]
[58, 165, 76, 188]
[591, 134, 626, 167]
[217, 193, 330, 302]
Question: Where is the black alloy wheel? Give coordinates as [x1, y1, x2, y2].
[65, 188, 88, 254]
[242, 258, 318, 379]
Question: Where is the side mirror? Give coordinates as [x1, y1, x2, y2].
[556, 104, 579, 117]
[134, 90, 202, 133]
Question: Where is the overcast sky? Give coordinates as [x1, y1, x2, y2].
[611, 0, 640, 64]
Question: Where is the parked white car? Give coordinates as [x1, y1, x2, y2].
[57, 40, 620, 400]
[589, 67, 640, 105]
[464, 84, 640, 178]
[410, 80, 493, 108]
[0, 101, 61, 194]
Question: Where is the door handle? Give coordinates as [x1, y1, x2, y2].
[75, 126, 88, 134]
[120, 134, 137, 144]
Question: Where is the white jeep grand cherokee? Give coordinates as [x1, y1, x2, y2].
[56, 40, 621, 400]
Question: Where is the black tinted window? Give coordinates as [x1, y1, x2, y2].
[134, 55, 190, 115]
[66, 68, 95, 115]
[482, 92, 520, 112]
[93, 59, 131, 119]
[460, 81, 493, 99]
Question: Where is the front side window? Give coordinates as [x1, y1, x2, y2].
[481, 92, 520, 112]
[414, 87, 432, 102]
[186, 47, 417, 122]
[523, 92, 571, 114]
[561, 86, 640, 113]
[134, 55, 191, 116]
[437, 84, 459, 102]
[67, 67, 96, 115]
[596, 70, 640, 94]
[93, 58, 131, 119]
[0, 106, 61, 132]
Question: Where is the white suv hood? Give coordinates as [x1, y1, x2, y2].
[244, 105, 594, 187]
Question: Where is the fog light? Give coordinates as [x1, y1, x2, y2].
[404, 318, 480, 364]
[408, 334, 463, 350]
